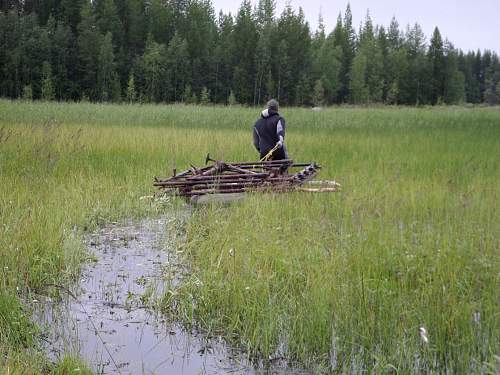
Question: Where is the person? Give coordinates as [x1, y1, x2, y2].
[252, 99, 288, 161]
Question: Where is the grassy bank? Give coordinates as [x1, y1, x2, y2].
[0, 100, 498, 372]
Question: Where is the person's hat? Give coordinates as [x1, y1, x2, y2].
[267, 99, 279, 111]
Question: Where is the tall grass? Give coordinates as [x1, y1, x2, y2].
[0, 100, 498, 372]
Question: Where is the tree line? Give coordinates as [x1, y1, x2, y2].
[1, 0, 499, 106]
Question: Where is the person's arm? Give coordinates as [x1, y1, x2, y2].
[276, 117, 285, 147]
[253, 126, 260, 152]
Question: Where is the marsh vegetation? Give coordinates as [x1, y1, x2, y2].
[0, 100, 498, 373]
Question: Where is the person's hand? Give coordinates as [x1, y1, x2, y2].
[277, 136, 284, 148]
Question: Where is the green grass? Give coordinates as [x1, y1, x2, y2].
[0, 99, 498, 373]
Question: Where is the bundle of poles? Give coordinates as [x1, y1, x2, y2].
[153, 154, 338, 197]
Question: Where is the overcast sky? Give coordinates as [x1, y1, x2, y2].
[211, 0, 499, 53]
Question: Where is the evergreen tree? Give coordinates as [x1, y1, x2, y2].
[148, 0, 175, 46]
[312, 31, 342, 104]
[295, 73, 310, 105]
[404, 23, 430, 104]
[350, 52, 369, 104]
[213, 11, 234, 103]
[23, 84, 33, 100]
[337, 4, 356, 102]
[183, 83, 192, 103]
[141, 34, 167, 102]
[0, 0, 496, 106]
[200, 86, 210, 104]
[126, 71, 136, 102]
[125, 0, 147, 55]
[227, 89, 237, 105]
[0, 10, 23, 97]
[357, 12, 383, 102]
[96, 0, 124, 48]
[231, 0, 258, 103]
[443, 41, 465, 104]
[275, 5, 311, 105]
[483, 53, 500, 105]
[184, 0, 217, 94]
[312, 79, 324, 106]
[165, 32, 189, 102]
[19, 14, 51, 99]
[428, 27, 445, 104]
[253, 0, 275, 105]
[77, 1, 102, 100]
[58, 0, 85, 32]
[50, 18, 75, 99]
[41, 61, 55, 100]
[97, 32, 120, 101]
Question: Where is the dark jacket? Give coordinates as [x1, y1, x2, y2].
[253, 109, 288, 160]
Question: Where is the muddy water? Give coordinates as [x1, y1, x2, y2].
[34, 215, 256, 374]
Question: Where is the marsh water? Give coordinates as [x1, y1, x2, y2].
[33, 214, 258, 374]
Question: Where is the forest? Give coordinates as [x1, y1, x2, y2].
[1, 0, 499, 106]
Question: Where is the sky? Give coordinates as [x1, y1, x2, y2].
[211, 0, 499, 53]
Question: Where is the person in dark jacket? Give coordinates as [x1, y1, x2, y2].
[253, 99, 288, 160]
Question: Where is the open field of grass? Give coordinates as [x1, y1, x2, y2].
[0, 100, 498, 373]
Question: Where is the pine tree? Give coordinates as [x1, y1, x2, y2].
[77, 1, 102, 100]
[141, 35, 167, 102]
[253, 0, 276, 105]
[232, 0, 258, 103]
[295, 74, 310, 105]
[405, 23, 430, 104]
[96, 0, 124, 49]
[19, 15, 51, 99]
[125, 0, 147, 55]
[312, 31, 342, 104]
[59, 0, 85, 32]
[22, 84, 33, 100]
[200, 86, 210, 104]
[126, 71, 136, 102]
[213, 12, 234, 103]
[148, 0, 175, 46]
[227, 90, 237, 105]
[166, 32, 189, 102]
[312, 79, 324, 106]
[183, 84, 192, 103]
[41, 61, 55, 100]
[275, 5, 311, 105]
[97, 32, 120, 101]
[350, 52, 369, 104]
[428, 27, 445, 104]
[336, 4, 356, 102]
[184, 0, 217, 96]
[443, 41, 465, 104]
[50, 19, 75, 100]
[357, 12, 384, 102]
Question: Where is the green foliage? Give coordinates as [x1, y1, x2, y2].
[97, 32, 121, 102]
[166, 32, 189, 102]
[228, 90, 237, 105]
[349, 53, 369, 104]
[183, 84, 192, 103]
[200, 86, 210, 105]
[41, 61, 55, 101]
[312, 79, 324, 106]
[0, 1, 499, 106]
[0, 291, 35, 349]
[428, 27, 446, 105]
[22, 84, 32, 100]
[126, 71, 136, 102]
[77, 1, 101, 100]
[141, 35, 167, 102]
[51, 356, 93, 375]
